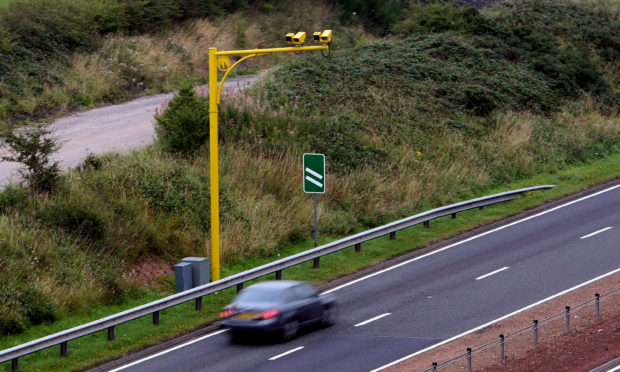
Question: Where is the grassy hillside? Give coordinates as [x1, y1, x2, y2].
[0, 0, 618, 340]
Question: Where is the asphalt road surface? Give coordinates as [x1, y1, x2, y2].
[0, 74, 261, 186]
[106, 181, 620, 372]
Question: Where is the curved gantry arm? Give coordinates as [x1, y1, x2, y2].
[216, 53, 266, 104]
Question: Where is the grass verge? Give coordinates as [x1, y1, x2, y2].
[0, 151, 618, 372]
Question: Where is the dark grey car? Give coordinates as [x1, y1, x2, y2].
[220, 280, 336, 341]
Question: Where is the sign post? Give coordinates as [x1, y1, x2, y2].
[303, 153, 325, 268]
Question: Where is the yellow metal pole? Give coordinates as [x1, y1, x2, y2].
[208, 47, 220, 281]
[207, 40, 330, 281]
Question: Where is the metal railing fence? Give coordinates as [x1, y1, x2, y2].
[0, 185, 554, 371]
[423, 286, 620, 372]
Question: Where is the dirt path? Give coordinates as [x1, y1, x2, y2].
[0, 73, 263, 186]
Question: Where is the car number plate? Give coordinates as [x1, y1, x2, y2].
[234, 312, 258, 320]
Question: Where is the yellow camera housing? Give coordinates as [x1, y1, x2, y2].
[286, 33, 295, 43]
[313, 32, 321, 42]
[292, 32, 306, 45]
[320, 30, 332, 43]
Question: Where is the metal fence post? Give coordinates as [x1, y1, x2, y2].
[195, 296, 203, 311]
[153, 311, 160, 325]
[237, 283, 244, 293]
[108, 326, 115, 341]
[432, 362, 437, 372]
[500, 334, 505, 360]
[424, 221, 430, 228]
[389, 231, 396, 240]
[60, 341, 68, 357]
[595, 293, 600, 317]
[355, 243, 361, 252]
[12, 358, 18, 372]
[467, 348, 472, 372]
[275, 270, 282, 280]
[533, 320, 538, 345]
[313, 257, 320, 269]
[565, 306, 570, 331]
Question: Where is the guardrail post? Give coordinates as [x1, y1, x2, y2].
[355, 243, 361, 252]
[595, 293, 600, 317]
[432, 362, 437, 372]
[499, 334, 505, 360]
[389, 231, 396, 240]
[153, 311, 160, 325]
[467, 348, 472, 372]
[275, 270, 282, 280]
[479, 206, 483, 210]
[108, 326, 115, 341]
[237, 283, 244, 293]
[533, 320, 538, 345]
[313, 257, 320, 269]
[61, 341, 68, 357]
[451, 213, 456, 219]
[195, 296, 203, 311]
[423, 221, 430, 228]
[565, 306, 570, 331]
[12, 358, 18, 372]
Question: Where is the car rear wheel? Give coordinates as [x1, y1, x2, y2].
[282, 319, 299, 341]
[321, 306, 336, 327]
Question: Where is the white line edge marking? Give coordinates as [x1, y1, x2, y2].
[305, 168, 323, 180]
[322, 184, 620, 295]
[268, 346, 305, 361]
[607, 364, 620, 372]
[580, 226, 612, 239]
[108, 329, 228, 372]
[354, 313, 391, 327]
[305, 175, 323, 187]
[476, 266, 509, 281]
[370, 267, 620, 372]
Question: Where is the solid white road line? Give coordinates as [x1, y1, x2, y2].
[354, 313, 391, 327]
[476, 266, 509, 280]
[108, 329, 228, 372]
[580, 227, 613, 239]
[268, 346, 305, 361]
[370, 267, 620, 372]
[607, 364, 620, 372]
[322, 184, 620, 296]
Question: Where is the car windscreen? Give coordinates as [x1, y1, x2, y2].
[235, 287, 284, 304]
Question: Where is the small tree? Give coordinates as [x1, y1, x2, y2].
[155, 86, 209, 155]
[2, 123, 61, 193]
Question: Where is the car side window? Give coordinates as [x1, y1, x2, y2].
[292, 284, 317, 300]
[280, 288, 296, 303]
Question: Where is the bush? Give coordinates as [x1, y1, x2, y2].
[17, 286, 58, 325]
[0, 185, 29, 213]
[155, 86, 210, 155]
[37, 201, 106, 242]
[1, 123, 61, 193]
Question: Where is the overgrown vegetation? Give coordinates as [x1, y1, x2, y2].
[0, 0, 618, 340]
[0, 0, 369, 127]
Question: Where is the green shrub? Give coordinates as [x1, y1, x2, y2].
[0, 185, 29, 213]
[155, 86, 210, 155]
[37, 201, 106, 242]
[17, 286, 58, 325]
[0, 302, 28, 336]
[1, 123, 61, 194]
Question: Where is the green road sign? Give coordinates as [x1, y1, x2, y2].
[303, 153, 325, 193]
